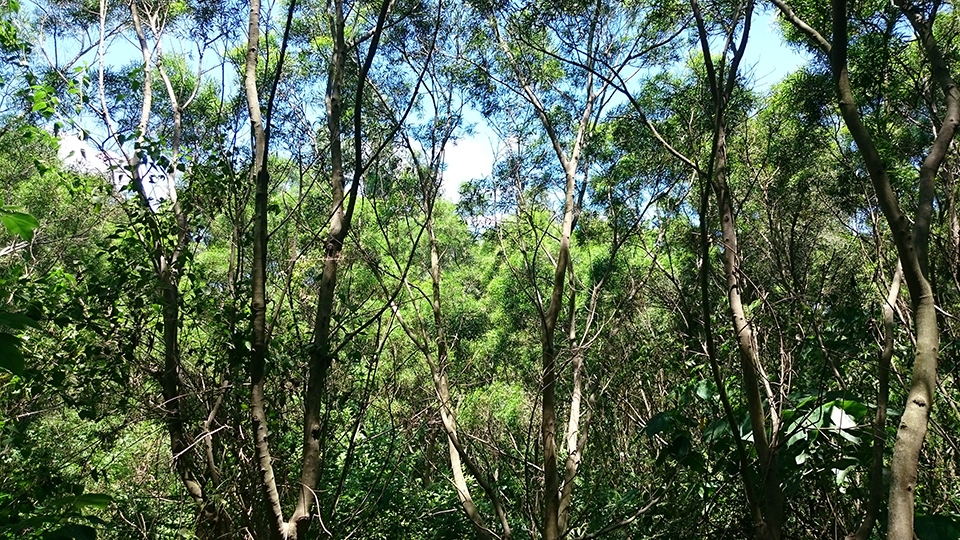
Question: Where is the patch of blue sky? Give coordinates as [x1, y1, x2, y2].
[441, 7, 811, 203]
[39, 2, 810, 207]
[741, 7, 810, 91]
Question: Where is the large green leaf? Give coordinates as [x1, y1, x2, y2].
[702, 418, 730, 443]
[0, 311, 40, 330]
[48, 493, 113, 510]
[644, 412, 674, 437]
[833, 399, 868, 420]
[0, 207, 39, 241]
[0, 332, 24, 375]
[74, 493, 112, 510]
[695, 379, 714, 401]
[916, 515, 960, 540]
[44, 524, 97, 540]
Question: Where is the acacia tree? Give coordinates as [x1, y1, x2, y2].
[477, 9, 606, 540]
[689, 2, 787, 538]
[12, 0, 960, 536]
[771, 1, 960, 537]
[242, 0, 437, 535]
[30, 0, 243, 533]
[554, 2, 785, 533]
[459, 1, 691, 537]
[381, 12, 518, 535]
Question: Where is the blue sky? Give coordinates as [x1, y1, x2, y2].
[440, 8, 811, 202]
[52, 4, 810, 203]
[742, 8, 810, 91]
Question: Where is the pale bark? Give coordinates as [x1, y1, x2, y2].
[833, 3, 954, 538]
[557, 347, 587, 534]
[943, 161, 960, 287]
[243, 0, 289, 534]
[243, 0, 308, 534]
[242, 0, 406, 533]
[291, 0, 393, 535]
[692, 1, 784, 537]
[490, 12, 600, 537]
[123, 0, 219, 532]
[391, 217, 512, 538]
[712, 114, 784, 540]
[295, 0, 368, 530]
[427, 219, 512, 539]
[698, 175, 764, 531]
[285, 0, 348, 528]
[885, 6, 955, 535]
[382, 56, 511, 534]
[558, 260, 592, 534]
[539, 160, 574, 540]
[849, 262, 901, 540]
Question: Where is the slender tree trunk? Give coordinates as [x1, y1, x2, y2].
[488, 9, 603, 537]
[849, 262, 901, 540]
[291, 0, 392, 532]
[541, 160, 578, 540]
[768, 2, 957, 536]
[828, 3, 957, 537]
[160, 278, 202, 502]
[125, 1, 218, 532]
[426, 221, 511, 538]
[712, 119, 784, 540]
[241, 0, 392, 533]
[243, 0, 295, 534]
[692, 1, 782, 536]
[288, 3, 347, 531]
[557, 347, 587, 534]
[698, 177, 765, 533]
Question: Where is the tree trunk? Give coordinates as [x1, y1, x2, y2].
[541, 162, 577, 540]
[557, 347, 587, 535]
[712, 119, 784, 540]
[691, 1, 783, 536]
[698, 177, 765, 532]
[828, 3, 957, 538]
[849, 262, 901, 540]
[126, 1, 218, 532]
[243, 0, 292, 534]
[769, 2, 958, 536]
[427, 221, 511, 538]
[160, 278, 203, 504]
[288, 2, 348, 530]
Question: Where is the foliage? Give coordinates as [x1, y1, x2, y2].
[0, 0, 959, 539]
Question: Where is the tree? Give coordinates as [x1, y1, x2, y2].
[771, 1, 960, 537]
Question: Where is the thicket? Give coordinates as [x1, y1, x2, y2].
[1, 0, 960, 539]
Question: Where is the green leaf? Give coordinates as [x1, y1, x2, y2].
[0, 208, 39, 240]
[0, 332, 24, 375]
[836, 429, 861, 445]
[666, 434, 692, 460]
[0, 311, 40, 330]
[702, 418, 729, 443]
[787, 429, 807, 447]
[834, 399, 868, 420]
[44, 524, 97, 540]
[916, 514, 960, 540]
[829, 406, 857, 431]
[695, 380, 713, 401]
[834, 464, 856, 487]
[644, 412, 674, 437]
[74, 493, 112, 510]
[48, 493, 113, 510]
